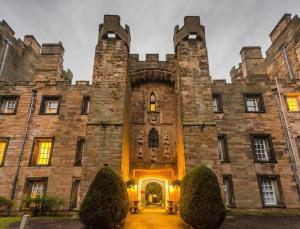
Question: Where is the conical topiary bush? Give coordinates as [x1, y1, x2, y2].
[179, 164, 226, 229]
[79, 166, 129, 229]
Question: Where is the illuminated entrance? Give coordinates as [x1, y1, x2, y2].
[138, 177, 169, 208]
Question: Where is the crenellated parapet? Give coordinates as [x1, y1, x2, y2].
[129, 54, 176, 87]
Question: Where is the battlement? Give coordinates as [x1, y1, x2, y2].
[173, 16, 206, 49]
[240, 46, 264, 60]
[269, 14, 292, 43]
[98, 15, 130, 49]
[129, 54, 175, 63]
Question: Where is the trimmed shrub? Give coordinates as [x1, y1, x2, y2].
[0, 196, 12, 216]
[79, 166, 129, 229]
[22, 196, 64, 216]
[179, 164, 226, 229]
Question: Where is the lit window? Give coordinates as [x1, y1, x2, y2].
[31, 182, 45, 198]
[244, 94, 264, 112]
[0, 139, 8, 166]
[82, 96, 90, 114]
[40, 96, 61, 114]
[223, 176, 235, 207]
[31, 138, 53, 166]
[150, 92, 156, 112]
[286, 96, 299, 112]
[258, 176, 284, 207]
[0, 96, 19, 114]
[218, 135, 229, 162]
[212, 94, 222, 113]
[251, 135, 276, 163]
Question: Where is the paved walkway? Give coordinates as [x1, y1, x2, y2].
[123, 211, 186, 229]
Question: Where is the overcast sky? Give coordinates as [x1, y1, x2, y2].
[0, 0, 299, 82]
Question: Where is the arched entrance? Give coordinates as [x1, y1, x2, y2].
[138, 177, 169, 209]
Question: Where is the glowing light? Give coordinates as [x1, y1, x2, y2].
[0, 141, 7, 165]
[37, 141, 52, 165]
[169, 185, 174, 192]
[287, 96, 299, 112]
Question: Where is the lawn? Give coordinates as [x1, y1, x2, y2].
[0, 217, 21, 229]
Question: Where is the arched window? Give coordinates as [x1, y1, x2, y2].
[150, 92, 156, 112]
[148, 128, 159, 148]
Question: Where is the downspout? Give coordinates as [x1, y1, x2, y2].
[10, 89, 37, 200]
[0, 39, 12, 78]
[280, 45, 294, 80]
[273, 77, 300, 199]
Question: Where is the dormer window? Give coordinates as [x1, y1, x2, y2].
[150, 92, 156, 112]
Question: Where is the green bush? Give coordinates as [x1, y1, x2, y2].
[179, 164, 226, 229]
[22, 196, 64, 216]
[79, 166, 129, 229]
[0, 196, 12, 216]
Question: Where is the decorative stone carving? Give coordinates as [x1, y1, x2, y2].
[151, 148, 157, 162]
[163, 131, 170, 159]
[137, 131, 144, 159]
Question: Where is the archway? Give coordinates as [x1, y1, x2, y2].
[138, 177, 169, 209]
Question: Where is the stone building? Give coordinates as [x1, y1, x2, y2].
[0, 14, 300, 211]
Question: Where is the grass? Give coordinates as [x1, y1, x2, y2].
[0, 217, 21, 229]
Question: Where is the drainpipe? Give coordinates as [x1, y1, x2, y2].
[0, 39, 12, 78]
[10, 89, 37, 200]
[273, 77, 300, 199]
[280, 45, 294, 80]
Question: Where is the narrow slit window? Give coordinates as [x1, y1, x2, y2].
[148, 128, 159, 148]
[75, 139, 85, 166]
[150, 92, 156, 112]
[81, 96, 90, 114]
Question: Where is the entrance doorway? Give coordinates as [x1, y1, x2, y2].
[138, 177, 169, 209]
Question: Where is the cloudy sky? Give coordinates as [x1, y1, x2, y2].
[0, 0, 299, 82]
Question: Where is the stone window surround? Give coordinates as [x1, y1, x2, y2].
[243, 93, 265, 113]
[285, 94, 300, 112]
[257, 175, 285, 208]
[39, 95, 62, 115]
[81, 95, 90, 115]
[212, 93, 223, 113]
[23, 177, 48, 198]
[250, 134, 277, 163]
[296, 136, 300, 158]
[218, 134, 230, 163]
[0, 95, 20, 115]
[29, 137, 55, 167]
[69, 177, 81, 210]
[0, 137, 9, 167]
[75, 138, 85, 166]
[222, 174, 236, 208]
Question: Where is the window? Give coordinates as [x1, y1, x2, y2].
[24, 178, 48, 198]
[223, 175, 235, 207]
[257, 175, 285, 207]
[296, 137, 300, 158]
[286, 95, 300, 112]
[0, 95, 19, 114]
[75, 139, 85, 166]
[40, 96, 61, 114]
[244, 94, 265, 112]
[148, 128, 159, 148]
[30, 138, 54, 166]
[250, 134, 276, 163]
[150, 92, 156, 112]
[81, 96, 90, 114]
[70, 178, 80, 209]
[218, 135, 229, 162]
[212, 94, 223, 113]
[0, 138, 9, 166]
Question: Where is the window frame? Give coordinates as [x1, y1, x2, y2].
[212, 93, 223, 113]
[69, 177, 81, 210]
[0, 95, 20, 115]
[29, 137, 55, 166]
[250, 134, 276, 163]
[75, 138, 85, 166]
[296, 136, 300, 158]
[243, 93, 265, 113]
[222, 175, 236, 208]
[218, 134, 230, 163]
[39, 95, 62, 115]
[257, 175, 285, 208]
[81, 96, 90, 115]
[285, 95, 300, 112]
[23, 177, 48, 198]
[149, 92, 157, 112]
[0, 137, 9, 167]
